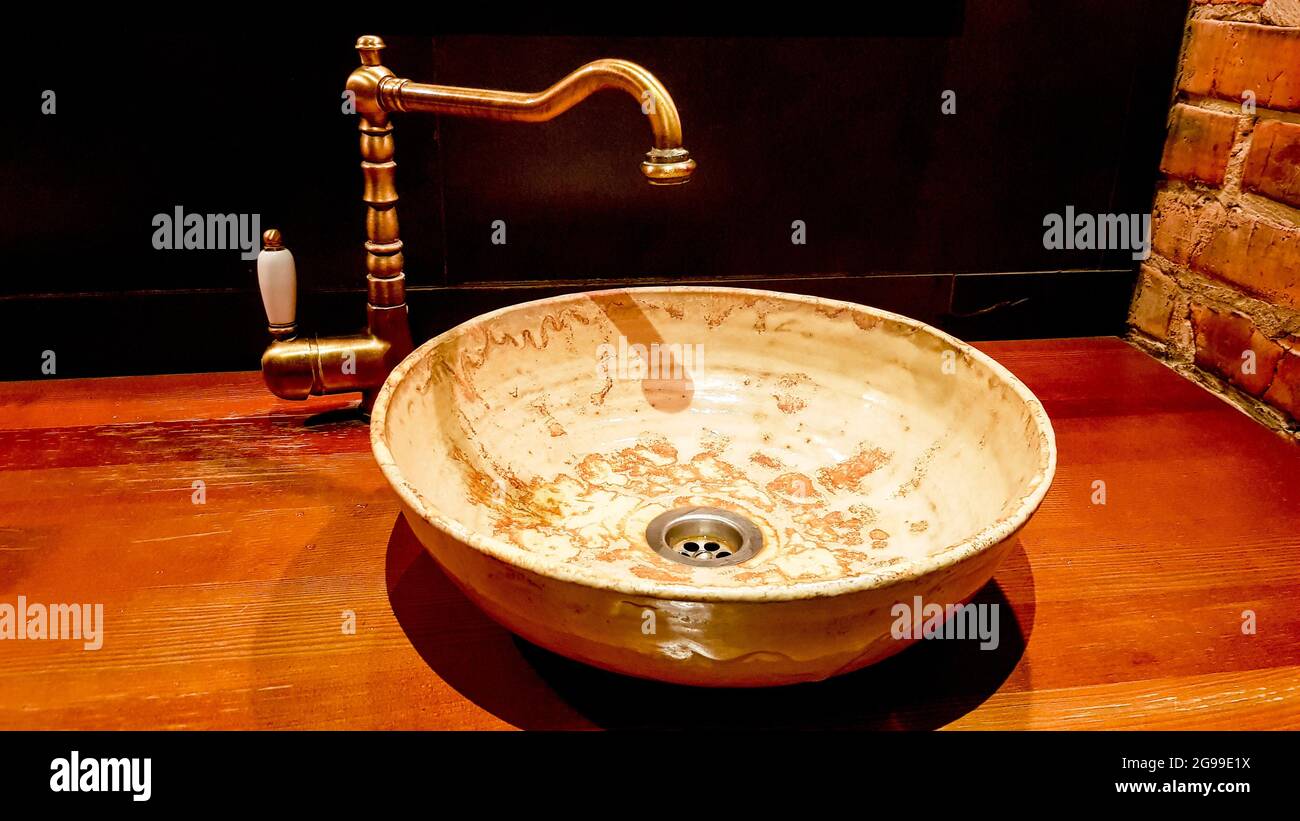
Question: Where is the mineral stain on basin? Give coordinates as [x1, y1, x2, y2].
[370, 287, 1056, 687]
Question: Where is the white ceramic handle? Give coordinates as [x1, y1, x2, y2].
[257, 238, 297, 328]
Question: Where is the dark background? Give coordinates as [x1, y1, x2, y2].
[0, 3, 1190, 379]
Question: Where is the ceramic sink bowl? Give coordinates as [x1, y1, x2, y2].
[371, 287, 1056, 687]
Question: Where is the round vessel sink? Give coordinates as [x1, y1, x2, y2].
[371, 287, 1056, 687]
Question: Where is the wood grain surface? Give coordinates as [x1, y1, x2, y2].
[0, 336, 1297, 729]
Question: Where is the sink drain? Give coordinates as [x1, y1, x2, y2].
[645, 507, 763, 567]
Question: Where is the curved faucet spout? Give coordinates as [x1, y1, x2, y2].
[376, 58, 696, 184]
[382, 59, 682, 144]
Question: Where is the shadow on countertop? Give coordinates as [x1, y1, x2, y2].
[385, 515, 1036, 730]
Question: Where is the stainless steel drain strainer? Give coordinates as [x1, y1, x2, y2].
[645, 507, 763, 567]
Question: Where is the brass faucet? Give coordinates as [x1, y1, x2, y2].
[257, 35, 696, 412]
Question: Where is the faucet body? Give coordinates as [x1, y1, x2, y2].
[259, 35, 694, 412]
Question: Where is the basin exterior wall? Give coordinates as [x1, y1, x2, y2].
[402, 504, 1018, 687]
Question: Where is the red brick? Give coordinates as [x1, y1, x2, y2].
[1262, 342, 1300, 421]
[1264, 0, 1300, 27]
[1243, 119, 1300, 208]
[1151, 187, 1226, 265]
[1190, 304, 1285, 396]
[1160, 105, 1238, 185]
[1129, 266, 1180, 339]
[1192, 211, 1300, 309]
[1180, 20, 1300, 111]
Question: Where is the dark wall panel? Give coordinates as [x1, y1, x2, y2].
[0, 4, 1189, 380]
[4, 33, 441, 296]
[437, 9, 1171, 283]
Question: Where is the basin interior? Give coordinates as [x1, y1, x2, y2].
[378, 288, 1053, 597]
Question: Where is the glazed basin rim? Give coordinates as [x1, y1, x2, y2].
[369, 285, 1058, 603]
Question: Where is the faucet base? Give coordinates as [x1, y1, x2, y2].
[261, 333, 391, 402]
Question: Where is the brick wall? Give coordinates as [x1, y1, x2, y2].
[1128, 0, 1300, 433]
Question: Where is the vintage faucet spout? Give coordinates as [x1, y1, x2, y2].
[377, 57, 696, 183]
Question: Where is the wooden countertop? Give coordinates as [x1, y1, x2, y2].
[1, 336, 1297, 730]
